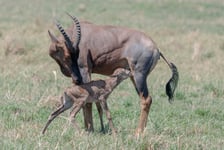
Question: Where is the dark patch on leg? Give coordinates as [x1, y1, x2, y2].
[131, 72, 148, 98]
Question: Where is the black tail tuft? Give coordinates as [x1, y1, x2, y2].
[165, 63, 179, 103]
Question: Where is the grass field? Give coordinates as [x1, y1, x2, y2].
[1, 0, 224, 149]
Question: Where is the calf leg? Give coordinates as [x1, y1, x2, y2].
[100, 101, 117, 135]
[84, 102, 105, 133]
[70, 103, 84, 131]
[96, 102, 105, 133]
[42, 100, 73, 134]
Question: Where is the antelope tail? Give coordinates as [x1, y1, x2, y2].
[160, 52, 179, 103]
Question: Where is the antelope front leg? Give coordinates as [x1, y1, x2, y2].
[80, 68, 95, 132]
[136, 95, 152, 136]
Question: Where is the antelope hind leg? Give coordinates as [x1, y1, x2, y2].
[136, 95, 152, 136]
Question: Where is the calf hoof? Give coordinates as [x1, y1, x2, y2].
[135, 128, 144, 138]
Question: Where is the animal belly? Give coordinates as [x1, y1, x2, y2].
[92, 58, 128, 75]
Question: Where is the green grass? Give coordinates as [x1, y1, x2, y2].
[1, 0, 224, 149]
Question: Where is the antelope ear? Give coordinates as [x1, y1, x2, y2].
[48, 30, 59, 43]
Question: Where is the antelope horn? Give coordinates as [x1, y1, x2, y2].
[66, 13, 81, 50]
[48, 30, 59, 43]
[54, 19, 74, 52]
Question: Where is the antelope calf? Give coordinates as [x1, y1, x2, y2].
[42, 68, 131, 135]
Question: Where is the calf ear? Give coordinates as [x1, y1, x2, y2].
[64, 91, 70, 101]
[48, 30, 59, 43]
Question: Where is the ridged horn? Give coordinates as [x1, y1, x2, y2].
[66, 13, 81, 50]
[55, 19, 73, 51]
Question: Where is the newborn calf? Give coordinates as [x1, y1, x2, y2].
[42, 68, 131, 135]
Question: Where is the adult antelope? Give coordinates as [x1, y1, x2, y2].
[48, 14, 179, 135]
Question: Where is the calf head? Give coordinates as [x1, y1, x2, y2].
[112, 68, 131, 82]
[48, 14, 83, 84]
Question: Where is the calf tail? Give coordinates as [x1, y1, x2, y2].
[160, 52, 179, 103]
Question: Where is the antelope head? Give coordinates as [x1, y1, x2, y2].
[48, 14, 83, 84]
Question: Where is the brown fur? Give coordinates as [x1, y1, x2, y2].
[42, 68, 131, 135]
[48, 17, 178, 135]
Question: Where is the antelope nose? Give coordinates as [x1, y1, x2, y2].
[71, 73, 82, 85]
[71, 74, 78, 84]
